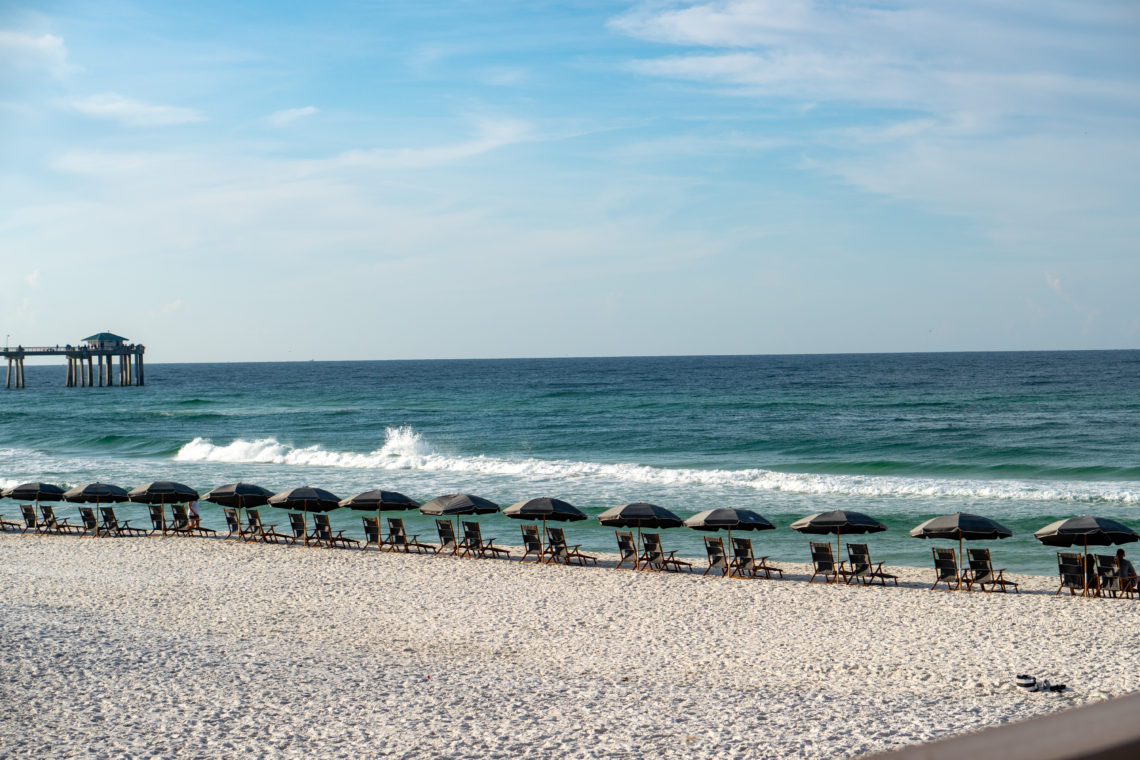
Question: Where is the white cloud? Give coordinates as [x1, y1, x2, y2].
[158, 299, 182, 315]
[0, 30, 72, 77]
[268, 106, 318, 126]
[26, 269, 39, 288]
[333, 117, 533, 170]
[69, 93, 206, 127]
[611, 1, 1140, 250]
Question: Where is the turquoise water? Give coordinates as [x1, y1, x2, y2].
[2, 352, 1138, 575]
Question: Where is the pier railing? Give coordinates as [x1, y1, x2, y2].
[3, 344, 145, 389]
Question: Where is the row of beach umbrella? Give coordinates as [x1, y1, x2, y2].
[2, 481, 1137, 567]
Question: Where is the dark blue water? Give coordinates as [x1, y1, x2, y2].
[2, 351, 1138, 574]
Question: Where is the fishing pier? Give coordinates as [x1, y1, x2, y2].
[3, 332, 145, 389]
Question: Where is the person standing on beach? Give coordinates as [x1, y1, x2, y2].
[1117, 549, 1137, 591]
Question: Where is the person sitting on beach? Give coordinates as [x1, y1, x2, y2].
[188, 500, 200, 529]
[1117, 549, 1137, 591]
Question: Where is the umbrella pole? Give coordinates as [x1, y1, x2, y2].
[958, 535, 964, 583]
[377, 507, 383, 552]
[1084, 535, 1089, 596]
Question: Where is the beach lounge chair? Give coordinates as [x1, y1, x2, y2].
[729, 537, 784, 579]
[808, 542, 845, 584]
[1056, 552, 1089, 596]
[19, 505, 41, 533]
[77, 506, 99, 537]
[845, 543, 898, 586]
[962, 548, 1018, 593]
[384, 518, 432, 554]
[547, 527, 596, 566]
[147, 504, 169, 535]
[362, 517, 381, 549]
[640, 533, 692, 573]
[0, 510, 22, 532]
[172, 504, 217, 537]
[1094, 554, 1131, 599]
[930, 547, 961, 591]
[39, 505, 81, 535]
[461, 521, 511, 560]
[244, 509, 286, 544]
[166, 505, 196, 537]
[615, 531, 639, 570]
[99, 506, 147, 537]
[313, 514, 360, 549]
[703, 537, 729, 576]
[223, 508, 248, 540]
[435, 520, 460, 556]
[519, 524, 546, 563]
[286, 512, 316, 545]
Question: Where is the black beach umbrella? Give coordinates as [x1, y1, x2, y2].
[203, 483, 274, 510]
[684, 507, 776, 545]
[339, 489, 421, 540]
[420, 493, 499, 536]
[129, 481, 200, 527]
[63, 482, 129, 524]
[420, 493, 500, 516]
[791, 509, 887, 560]
[1034, 515, 1138, 580]
[268, 486, 341, 534]
[503, 497, 587, 543]
[597, 502, 683, 545]
[910, 512, 1012, 573]
[203, 482, 274, 527]
[1034, 516, 1139, 548]
[128, 481, 200, 504]
[4, 482, 67, 504]
[62, 482, 130, 504]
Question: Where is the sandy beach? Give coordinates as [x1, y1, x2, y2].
[1, 532, 1136, 760]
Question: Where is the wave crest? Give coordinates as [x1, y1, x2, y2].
[172, 427, 1139, 504]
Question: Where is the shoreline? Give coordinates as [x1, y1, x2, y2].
[3, 533, 1137, 759]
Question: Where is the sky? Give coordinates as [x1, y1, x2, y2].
[1, 1, 1138, 363]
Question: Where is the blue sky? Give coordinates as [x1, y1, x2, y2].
[2, 1, 1138, 362]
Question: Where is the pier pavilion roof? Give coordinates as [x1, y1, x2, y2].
[82, 332, 128, 343]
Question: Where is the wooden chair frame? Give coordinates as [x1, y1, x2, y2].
[547, 527, 596, 566]
[703, 536, 729, 576]
[931, 547, 961, 591]
[845, 543, 898, 586]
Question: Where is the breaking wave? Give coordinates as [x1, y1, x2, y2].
[172, 427, 1140, 504]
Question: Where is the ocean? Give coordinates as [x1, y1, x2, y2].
[2, 351, 1138, 575]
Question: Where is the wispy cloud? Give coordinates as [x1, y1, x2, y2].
[69, 93, 206, 127]
[26, 269, 40, 288]
[0, 30, 73, 77]
[268, 106, 318, 126]
[333, 117, 533, 170]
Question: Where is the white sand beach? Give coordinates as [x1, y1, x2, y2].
[1, 533, 1136, 760]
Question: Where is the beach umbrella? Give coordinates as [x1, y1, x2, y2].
[1034, 516, 1138, 592]
[420, 493, 499, 534]
[1034, 516, 1139, 548]
[203, 483, 274, 509]
[62, 482, 130, 504]
[128, 481, 200, 504]
[339, 489, 420, 541]
[203, 483, 274, 526]
[910, 512, 1012, 573]
[684, 507, 776, 545]
[3, 482, 67, 503]
[129, 481, 200, 527]
[419, 493, 499, 516]
[63, 482, 130, 525]
[791, 509, 886, 560]
[268, 486, 342, 536]
[502, 497, 587, 543]
[597, 502, 683, 545]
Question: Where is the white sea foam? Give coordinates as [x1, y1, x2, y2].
[172, 427, 1140, 504]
